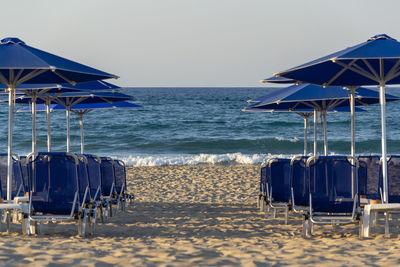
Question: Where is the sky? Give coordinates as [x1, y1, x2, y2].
[2, 0, 400, 87]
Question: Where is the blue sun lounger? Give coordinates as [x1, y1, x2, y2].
[290, 156, 309, 214]
[359, 155, 400, 237]
[358, 155, 381, 202]
[76, 155, 98, 235]
[0, 154, 25, 200]
[113, 159, 133, 213]
[84, 154, 108, 223]
[258, 164, 268, 212]
[265, 158, 291, 224]
[0, 154, 27, 232]
[303, 156, 360, 237]
[100, 157, 117, 218]
[26, 152, 88, 236]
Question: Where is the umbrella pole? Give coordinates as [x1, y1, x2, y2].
[349, 87, 357, 198]
[66, 107, 71, 153]
[349, 88, 356, 158]
[46, 99, 51, 152]
[323, 110, 328, 156]
[31, 94, 37, 154]
[303, 115, 309, 156]
[313, 110, 317, 156]
[7, 87, 14, 201]
[379, 82, 388, 204]
[79, 113, 84, 154]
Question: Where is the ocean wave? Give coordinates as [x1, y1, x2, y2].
[120, 153, 300, 166]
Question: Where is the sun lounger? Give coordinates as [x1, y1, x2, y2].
[84, 154, 108, 223]
[360, 155, 400, 237]
[0, 154, 28, 233]
[76, 155, 97, 235]
[99, 157, 117, 218]
[26, 152, 88, 237]
[303, 156, 360, 237]
[113, 159, 133, 213]
[19, 155, 30, 194]
[258, 164, 268, 212]
[358, 155, 381, 203]
[265, 158, 291, 224]
[290, 156, 309, 213]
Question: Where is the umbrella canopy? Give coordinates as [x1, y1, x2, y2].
[18, 101, 142, 154]
[245, 84, 400, 156]
[0, 37, 117, 201]
[0, 81, 122, 154]
[273, 34, 400, 203]
[260, 76, 295, 84]
[15, 91, 135, 152]
[243, 106, 366, 156]
[247, 84, 400, 110]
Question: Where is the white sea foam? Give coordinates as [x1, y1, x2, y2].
[119, 153, 302, 166]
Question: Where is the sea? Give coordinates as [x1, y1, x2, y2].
[2, 87, 400, 166]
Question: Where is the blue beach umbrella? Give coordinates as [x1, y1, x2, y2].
[273, 34, 400, 203]
[19, 101, 142, 154]
[1, 80, 122, 152]
[245, 84, 400, 155]
[15, 91, 134, 152]
[243, 106, 366, 156]
[0, 37, 117, 201]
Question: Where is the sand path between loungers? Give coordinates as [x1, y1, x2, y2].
[0, 165, 400, 266]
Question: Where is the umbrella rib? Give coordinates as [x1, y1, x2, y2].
[325, 59, 357, 86]
[385, 59, 400, 82]
[0, 72, 9, 86]
[334, 61, 378, 82]
[16, 69, 48, 85]
[52, 70, 76, 86]
[361, 59, 380, 80]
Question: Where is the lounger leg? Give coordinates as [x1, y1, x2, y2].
[6, 210, 11, 234]
[115, 199, 120, 216]
[302, 215, 310, 238]
[361, 206, 371, 238]
[103, 203, 109, 223]
[109, 202, 113, 218]
[90, 210, 97, 235]
[260, 196, 265, 212]
[30, 221, 42, 235]
[21, 214, 30, 235]
[266, 204, 270, 218]
[273, 208, 276, 219]
[372, 212, 377, 226]
[284, 206, 288, 225]
[385, 212, 390, 235]
[78, 212, 87, 237]
[98, 206, 104, 223]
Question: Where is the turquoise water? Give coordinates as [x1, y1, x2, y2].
[2, 87, 400, 165]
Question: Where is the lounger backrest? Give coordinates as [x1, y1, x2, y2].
[19, 155, 30, 193]
[385, 156, 400, 203]
[84, 154, 102, 201]
[260, 165, 267, 195]
[358, 155, 380, 200]
[269, 158, 291, 202]
[100, 157, 115, 197]
[76, 155, 90, 205]
[290, 156, 308, 206]
[29, 153, 79, 215]
[308, 156, 358, 213]
[113, 160, 126, 194]
[0, 154, 25, 199]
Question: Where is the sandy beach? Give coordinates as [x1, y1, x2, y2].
[1, 165, 400, 266]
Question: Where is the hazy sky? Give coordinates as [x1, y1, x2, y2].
[2, 0, 400, 87]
